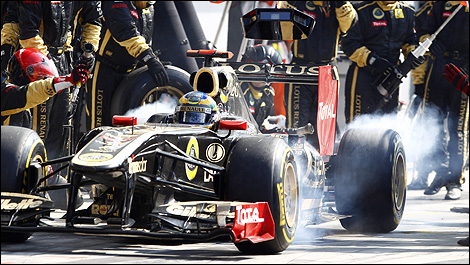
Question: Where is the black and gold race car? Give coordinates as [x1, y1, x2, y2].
[1, 8, 406, 254]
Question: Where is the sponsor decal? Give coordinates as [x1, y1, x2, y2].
[372, 21, 387, 27]
[445, 2, 452, 10]
[185, 137, 199, 180]
[91, 204, 119, 216]
[204, 169, 216, 182]
[112, 3, 127, 8]
[1, 198, 43, 210]
[373, 7, 384, 19]
[130, 10, 139, 19]
[165, 203, 216, 219]
[442, 12, 452, 17]
[206, 143, 225, 163]
[128, 158, 147, 174]
[394, 8, 404, 19]
[235, 205, 264, 225]
[305, 1, 316, 11]
[318, 101, 336, 120]
[79, 153, 113, 161]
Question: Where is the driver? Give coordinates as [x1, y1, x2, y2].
[174, 91, 220, 130]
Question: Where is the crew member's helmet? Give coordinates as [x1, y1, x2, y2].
[241, 44, 283, 66]
[7, 48, 59, 86]
[175, 91, 219, 126]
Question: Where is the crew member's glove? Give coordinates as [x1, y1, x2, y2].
[368, 53, 394, 75]
[429, 39, 445, 58]
[79, 42, 95, 71]
[52, 63, 89, 93]
[411, 55, 426, 69]
[137, 48, 169, 86]
[443, 63, 469, 96]
[1, 44, 14, 74]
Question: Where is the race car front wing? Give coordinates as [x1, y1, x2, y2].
[1, 192, 275, 244]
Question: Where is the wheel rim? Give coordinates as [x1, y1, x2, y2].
[141, 86, 185, 106]
[284, 163, 298, 228]
[393, 153, 406, 211]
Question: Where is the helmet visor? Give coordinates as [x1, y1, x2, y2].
[179, 111, 208, 124]
[25, 60, 59, 81]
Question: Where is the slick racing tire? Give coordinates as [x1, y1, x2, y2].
[110, 65, 193, 120]
[225, 136, 299, 254]
[335, 128, 406, 233]
[1, 126, 46, 243]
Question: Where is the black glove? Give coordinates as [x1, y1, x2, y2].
[330, 1, 347, 8]
[429, 39, 445, 58]
[443, 63, 469, 95]
[79, 42, 95, 72]
[137, 49, 169, 86]
[368, 53, 394, 75]
[411, 55, 426, 69]
[1, 44, 14, 74]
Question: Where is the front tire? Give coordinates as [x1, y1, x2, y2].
[1, 126, 46, 242]
[334, 128, 406, 233]
[225, 137, 299, 254]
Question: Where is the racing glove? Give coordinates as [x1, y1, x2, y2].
[1, 44, 14, 74]
[410, 55, 426, 70]
[428, 39, 445, 59]
[443, 63, 469, 96]
[79, 42, 96, 72]
[137, 48, 169, 86]
[367, 53, 394, 75]
[52, 63, 89, 93]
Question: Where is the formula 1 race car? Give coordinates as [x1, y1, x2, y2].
[1, 7, 407, 254]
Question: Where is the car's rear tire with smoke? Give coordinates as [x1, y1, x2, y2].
[110, 65, 193, 119]
[225, 136, 299, 254]
[334, 128, 406, 233]
[1, 126, 46, 243]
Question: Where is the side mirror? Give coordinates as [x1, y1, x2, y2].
[113, 115, 137, 126]
[219, 120, 247, 130]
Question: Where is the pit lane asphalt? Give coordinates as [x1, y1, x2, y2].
[2, 179, 469, 264]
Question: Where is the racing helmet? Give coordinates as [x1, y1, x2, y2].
[175, 91, 219, 126]
[241, 44, 283, 66]
[7, 48, 59, 86]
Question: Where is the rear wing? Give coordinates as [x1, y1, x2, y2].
[222, 62, 338, 156]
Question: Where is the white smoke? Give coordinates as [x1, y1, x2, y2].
[122, 93, 179, 124]
[342, 105, 442, 184]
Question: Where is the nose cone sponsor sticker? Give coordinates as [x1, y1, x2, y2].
[79, 153, 114, 162]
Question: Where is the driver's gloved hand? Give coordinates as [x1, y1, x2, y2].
[137, 48, 169, 86]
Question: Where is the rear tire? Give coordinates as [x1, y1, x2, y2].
[1, 126, 46, 242]
[110, 65, 193, 119]
[225, 136, 298, 254]
[335, 128, 406, 233]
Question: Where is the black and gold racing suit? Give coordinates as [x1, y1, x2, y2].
[418, 1, 469, 187]
[242, 82, 275, 128]
[1, 79, 57, 127]
[1, 1, 101, 160]
[341, 1, 418, 124]
[281, 1, 356, 147]
[86, 1, 154, 130]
